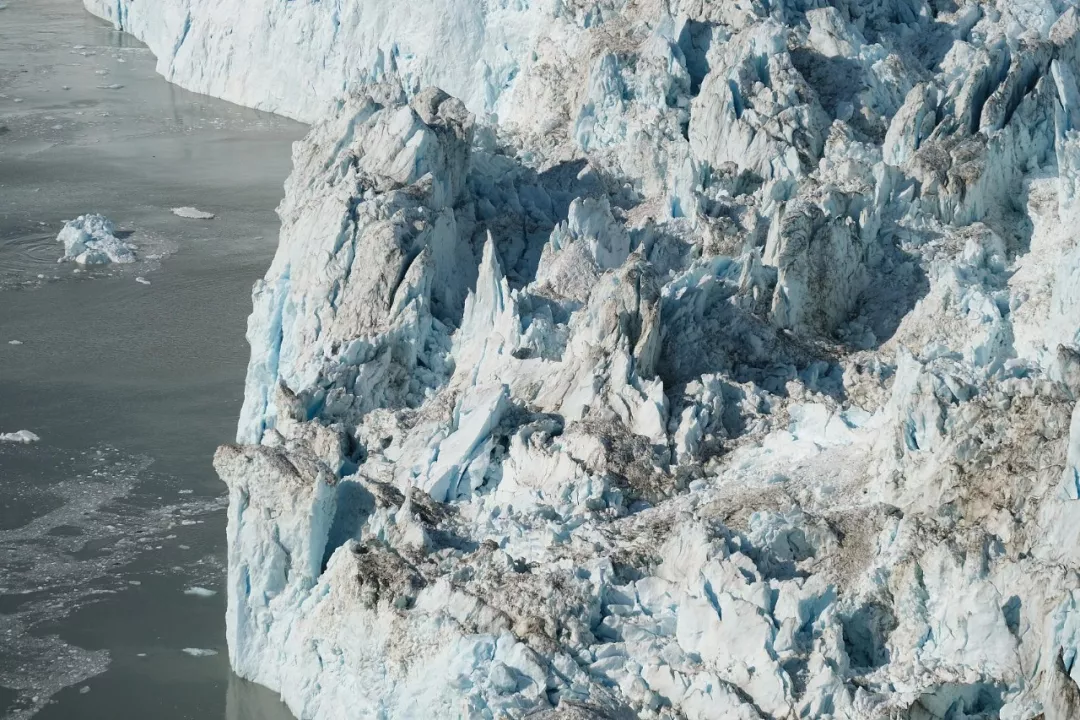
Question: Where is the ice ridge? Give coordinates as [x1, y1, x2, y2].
[87, 0, 1080, 717]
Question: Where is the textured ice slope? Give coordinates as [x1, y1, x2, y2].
[91, 0, 1080, 717]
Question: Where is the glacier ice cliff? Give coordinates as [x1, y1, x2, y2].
[88, 0, 1080, 717]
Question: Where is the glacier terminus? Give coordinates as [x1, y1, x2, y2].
[84, 0, 1080, 717]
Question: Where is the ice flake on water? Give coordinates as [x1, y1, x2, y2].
[184, 587, 217, 597]
[0, 445, 226, 713]
[0, 430, 39, 443]
[182, 648, 218, 657]
[171, 206, 215, 220]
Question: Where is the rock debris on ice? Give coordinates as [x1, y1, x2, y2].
[0, 430, 39, 444]
[171, 206, 215, 220]
[56, 214, 135, 265]
[86, 0, 1080, 718]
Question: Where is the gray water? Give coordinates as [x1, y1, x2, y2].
[0, 1, 305, 717]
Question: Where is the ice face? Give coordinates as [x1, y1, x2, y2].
[86, 0, 1080, 717]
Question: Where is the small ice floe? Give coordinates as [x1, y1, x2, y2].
[98, 84, 124, 90]
[184, 587, 217, 598]
[135, 277, 151, 285]
[171, 206, 215, 220]
[57, 214, 135, 265]
[0, 430, 39, 444]
[8, 340, 22, 345]
[181, 648, 218, 657]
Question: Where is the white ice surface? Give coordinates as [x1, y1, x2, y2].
[56, 214, 135, 265]
[0, 430, 40, 444]
[85, 0, 1080, 717]
[171, 206, 215, 220]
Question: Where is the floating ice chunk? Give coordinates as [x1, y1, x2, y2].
[8, 340, 22, 345]
[181, 648, 218, 657]
[135, 276, 151, 285]
[0, 430, 39, 444]
[184, 586, 217, 597]
[57, 214, 135, 265]
[171, 206, 215, 220]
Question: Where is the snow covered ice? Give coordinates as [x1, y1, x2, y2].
[86, 0, 1080, 717]
[56, 214, 135, 265]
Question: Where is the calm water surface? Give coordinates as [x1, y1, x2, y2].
[0, 1, 304, 717]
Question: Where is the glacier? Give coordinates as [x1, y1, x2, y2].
[86, 0, 1080, 717]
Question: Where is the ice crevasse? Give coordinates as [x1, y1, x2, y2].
[87, 0, 1080, 717]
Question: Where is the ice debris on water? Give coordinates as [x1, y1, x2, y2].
[171, 206, 215, 220]
[86, 0, 1080, 717]
[182, 648, 218, 657]
[184, 586, 217, 597]
[0, 430, 40, 444]
[57, 214, 135, 265]
[135, 276, 151, 285]
[9, 340, 22, 345]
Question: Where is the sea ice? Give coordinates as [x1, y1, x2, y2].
[181, 648, 218, 657]
[171, 206, 215, 220]
[0, 430, 40, 444]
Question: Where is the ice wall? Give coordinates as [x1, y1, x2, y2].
[89, 0, 1080, 717]
[83, 0, 566, 123]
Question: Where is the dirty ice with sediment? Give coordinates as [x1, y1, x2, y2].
[84, 0, 1080, 717]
